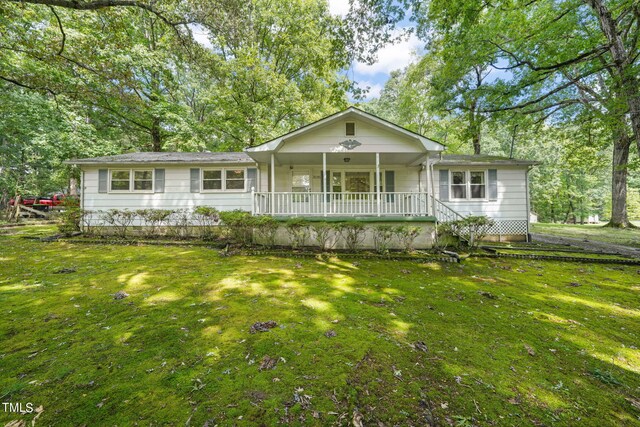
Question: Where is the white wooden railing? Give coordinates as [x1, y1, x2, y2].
[253, 192, 430, 216]
[431, 195, 465, 223]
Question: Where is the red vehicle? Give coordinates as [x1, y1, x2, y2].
[9, 195, 38, 206]
[38, 193, 67, 208]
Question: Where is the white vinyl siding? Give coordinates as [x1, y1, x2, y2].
[433, 166, 528, 221]
[278, 119, 423, 154]
[83, 165, 253, 212]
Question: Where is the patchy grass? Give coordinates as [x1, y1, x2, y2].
[531, 222, 640, 248]
[1, 226, 639, 426]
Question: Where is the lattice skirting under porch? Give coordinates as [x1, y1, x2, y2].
[485, 220, 528, 236]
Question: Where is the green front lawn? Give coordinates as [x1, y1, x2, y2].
[1, 226, 639, 426]
[531, 222, 640, 248]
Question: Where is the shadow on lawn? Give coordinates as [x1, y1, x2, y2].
[1, 240, 639, 426]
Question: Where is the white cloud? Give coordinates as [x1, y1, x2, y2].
[353, 31, 422, 76]
[357, 81, 384, 100]
[327, 0, 350, 17]
[189, 23, 213, 49]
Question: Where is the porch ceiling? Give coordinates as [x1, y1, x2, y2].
[270, 152, 428, 166]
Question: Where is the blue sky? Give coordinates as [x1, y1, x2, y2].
[327, 0, 422, 100]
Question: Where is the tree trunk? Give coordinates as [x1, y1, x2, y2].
[469, 99, 481, 154]
[586, 0, 640, 154]
[151, 117, 162, 152]
[607, 130, 632, 227]
[69, 178, 78, 196]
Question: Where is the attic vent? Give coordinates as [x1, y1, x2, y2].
[345, 122, 356, 136]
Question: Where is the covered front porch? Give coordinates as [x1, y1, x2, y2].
[244, 107, 448, 218]
[251, 151, 435, 217]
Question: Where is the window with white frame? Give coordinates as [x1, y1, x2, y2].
[292, 170, 310, 202]
[202, 168, 245, 191]
[110, 169, 153, 192]
[292, 170, 310, 192]
[450, 170, 487, 199]
[110, 170, 131, 191]
[225, 169, 245, 190]
[470, 171, 486, 199]
[451, 171, 467, 199]
[134, 170, 153, 190]
[203, 170, 223, 190]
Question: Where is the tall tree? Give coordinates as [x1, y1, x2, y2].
[414, 0, 640, 227]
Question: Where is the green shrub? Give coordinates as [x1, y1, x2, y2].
[167, 209, 191, 239]
[136, 209, 174, 238]
[99, 209, 134, 238]
[395, 225, 421, 253]
[285, 217, 310, 249]
[336, 221, 366, 251]
[193, 206, 220, 240]
[219, 210, 254, 246]
[57, 197, 82, 236]
[372, 224, 394, 254]
[311, 222, 335, 251]
[433, 222, 459, 252]
[449, 216, 495, 250]
[253, 215, 279, 248]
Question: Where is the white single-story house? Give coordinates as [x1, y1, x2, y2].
[67, 107, 537, 245]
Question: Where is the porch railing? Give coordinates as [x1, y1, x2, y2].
[253, 192, 430, 216]
[430, 195, 465, 223]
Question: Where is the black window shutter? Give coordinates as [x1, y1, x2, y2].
[438, 169, 449, 201]
[385, 170, 395, 202]
[324, 169, 330, 201]
[98, 169, 108, 193]
[488, 169, 498, 200]
[190, 168, 200, 193]
[154, 169, 165, 193]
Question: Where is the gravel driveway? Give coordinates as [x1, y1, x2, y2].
[531, 233, 640, 259]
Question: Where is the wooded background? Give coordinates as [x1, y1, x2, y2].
[1, 0, 638, 225]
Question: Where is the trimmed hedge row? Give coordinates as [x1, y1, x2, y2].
[60, 208, 428, 252]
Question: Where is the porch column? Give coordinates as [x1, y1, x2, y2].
[322, 152, 327, 217]
[375, 152, 381, 217]
[270, 153, 275, 215]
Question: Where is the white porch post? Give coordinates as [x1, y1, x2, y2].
[270, 153, 275, 215]
[375, 152, 381, 217]
[251, 187, 255, 215]
[322, 152, 327, 217]
[425, 157, 431, 216]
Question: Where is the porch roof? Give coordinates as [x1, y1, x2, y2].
[245, 107, 445, 162]
[268, 151, 429, 166]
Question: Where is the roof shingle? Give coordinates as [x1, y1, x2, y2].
[66, 152, 254, 165]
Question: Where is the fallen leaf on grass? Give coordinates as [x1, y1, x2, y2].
[293, 388, 312, 409]
[325, 330, 337, 338]
[625, 397, 640, 411]
[478, 291, 497, 299]
[412, 341, 428, 353]
[352, 408, 364, 427]
[524, 344, 536, 356]
[249, 321, 277, 334]
[113, 291, 129, 300]
[259, 355, 278, 371]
